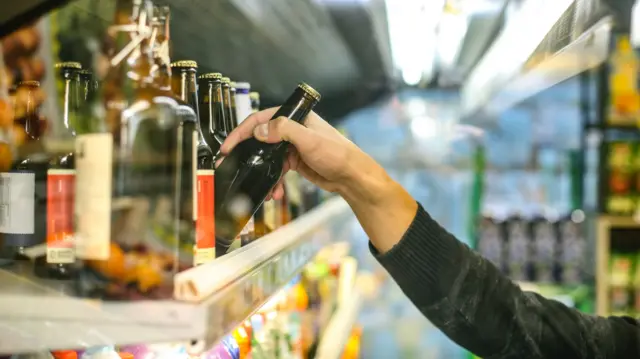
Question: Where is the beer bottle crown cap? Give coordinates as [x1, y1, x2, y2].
[199, 72, 222, 80]
[79, 69, 93, 75]
[55, 62, 82, 70]
[221, 77, 231, 84]
[18, 80, 40, 87]
[170, 60, 198, 69]
[235, 82, 251, 90]
[249, 92, 260, 99]
[298, 82, 321, 102]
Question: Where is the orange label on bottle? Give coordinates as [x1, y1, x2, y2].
[46, 169, 75, 264]
[195, 169, 215, 265]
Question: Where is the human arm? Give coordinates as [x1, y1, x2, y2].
[221, 109, 640, 358]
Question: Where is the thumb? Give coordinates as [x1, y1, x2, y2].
[254, 116, 320, 154]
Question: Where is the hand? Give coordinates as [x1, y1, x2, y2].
[220, 108, 382, 202]
[221, 107, 417, 254]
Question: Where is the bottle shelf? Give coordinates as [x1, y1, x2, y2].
[0, 196, 353, 354]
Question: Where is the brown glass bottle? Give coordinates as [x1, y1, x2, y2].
[230, 82, 239, 130]
[1, 80, 48, 261]
[198, 73, 227, 156]
[171, 60, 215, 265]
[34, 62, 82, 279]
[214, 84, 320, 255]
[248, 91, 270, 240]
[74, 0, 187, 300]
[221, 77, 235, 134]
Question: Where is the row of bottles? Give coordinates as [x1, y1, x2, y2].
[0, 0, 323, 301]
[476, 207, 586, 285]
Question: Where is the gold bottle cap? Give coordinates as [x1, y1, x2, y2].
[79, 69, 93, 75]
[221, 77, 231, 84]
[298, 82, 321, 102]
[249, 92, 260, 99]
[55, 61, 82, 70]
[18, 80, 40, 87]
[170, 60, 198, 69]
[198, 72, 222, 80]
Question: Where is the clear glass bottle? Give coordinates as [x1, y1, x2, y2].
[74, 0, 189, 300]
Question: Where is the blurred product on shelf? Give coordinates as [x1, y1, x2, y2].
[171, 60, 216, 266]
[1, 80, 47, 262]
[603, 140, 640, 215]
[609, 253, 633, 316]
[73, 0, 194, 300]
[234, 82, 252, 126]
[477, 207, 586, 286]
[221, 77, 236, 134]
[33, 61, 82, 280]
[608, 36, 640, 125]
[214, 83, 321, 255]
[197, 72, 227, 156]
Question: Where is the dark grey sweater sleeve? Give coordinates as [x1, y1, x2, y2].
[370, 203, 640, 358]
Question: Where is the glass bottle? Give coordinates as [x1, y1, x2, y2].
[150, 6, 196, 269]
[221, 77, 235, 135]
[197, 73, 227, 156]
[214, 84, 320, 255]
[170, 60, 215, 265]
[34, 61, 82, 279]
[74, 0, 187, 300]
[1, 80, 47, 261]
[234, 82, 252, 126]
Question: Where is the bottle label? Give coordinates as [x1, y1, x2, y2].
[46, 169, 75, 264]
[284, 172, 302, 206]
[263, 199, 277, 231]
[195, 169, 215, 265]
[75, 133, 113, 260]
[0, 172, 35, 234]
[192, 130, 198, 221]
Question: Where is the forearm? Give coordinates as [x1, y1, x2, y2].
[338, 161, 416, 254]
[338, 161, 638, 358]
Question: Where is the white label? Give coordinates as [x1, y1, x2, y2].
[192, 130, 198, 221]
[0, 172, 35, 234]
[235, 93, 252, 125]
[263, 199, 277, 231]
[75, 133, 113, 260]
[284, 172, 302, 206]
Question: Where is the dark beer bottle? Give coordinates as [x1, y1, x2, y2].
[230, 81, 239, 129]
[214, 83, 320, 255]
[197, 73, 227, 156]
[171, 60, 215, 265]
[221, 77, 235, 134]
[248, 91, 271, 240]
[74, 0, 186, 300]
[1, 80, 48, 261]
[34, 62, 82, 279]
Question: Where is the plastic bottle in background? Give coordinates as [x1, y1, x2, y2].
[558, 210, 586, 285]
[51, 351, 77, 359]
[531, 207, 559, 284]
[476, 207, 505, 272]
[505, 209, 532, 282]
[222, 336, 240, 359]
[609, 254, 633, 315]
[80, 346, 119, 359]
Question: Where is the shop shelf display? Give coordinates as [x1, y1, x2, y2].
[0, 0, 362, 356]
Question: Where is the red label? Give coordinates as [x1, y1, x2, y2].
[46, 169, 75, 264]
[195, 169, 215, 265]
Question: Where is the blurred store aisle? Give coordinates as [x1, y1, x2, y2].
[341, 92, 469, 358]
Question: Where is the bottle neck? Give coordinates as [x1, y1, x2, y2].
[173, 69, 207, 144]
[58, 69, 79, 136]
[198, 80, 227, 136]
[222, 85, 234, 133]
[103, 0, 154, 134]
